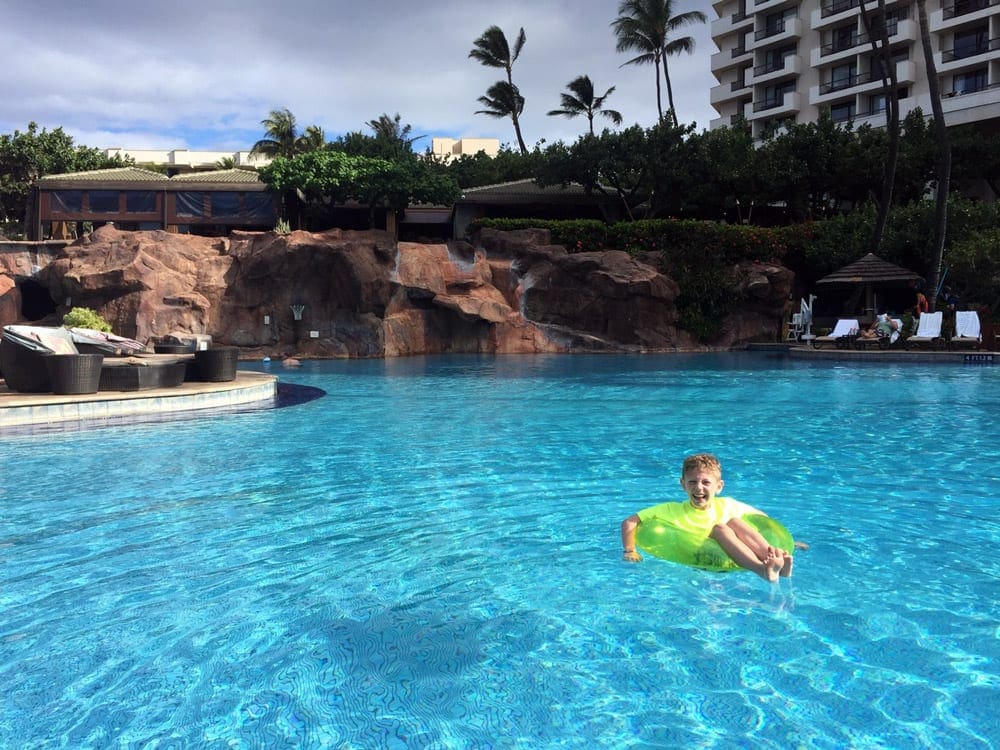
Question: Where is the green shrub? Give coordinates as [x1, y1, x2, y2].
[63, 306, 112, 332]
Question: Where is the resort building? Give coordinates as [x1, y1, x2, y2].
[709, 0, 1000, 139]
[102, 148, 271, 174]
[30, 167, 277, 239]
[429, 137, 501, 159]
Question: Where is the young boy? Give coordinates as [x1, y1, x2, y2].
[620, 453, 793, 582]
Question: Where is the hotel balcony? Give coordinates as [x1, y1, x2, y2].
[751, 54, 803, 85]
[711, 78, 751, 105]
[937, 38, 1000, 72]
[747, 90, 802, 120]
[811, 60, 917, 105]
[712, 41, 751, 73]
[752, 0, 797, 13]
[932, 0, 1000, 32]
[750, 17, 803, 48]
[850, 94, 918, 129]
[810, 19, 918, 67]
[812, 0, 860, 31]
[711, 7, 753, 37]
[941, 81, 1000, 124]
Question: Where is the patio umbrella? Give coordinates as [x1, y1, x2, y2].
[815, 253, 923, 317]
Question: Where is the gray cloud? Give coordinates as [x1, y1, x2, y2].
[1, 0, 717, 152]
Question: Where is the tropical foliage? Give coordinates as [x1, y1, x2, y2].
[258, 149, 458, 228]
[469, 26, 529, 154]
[0, 123, 132, 238]
[547, 75, 623, 136]
[250, 108, 325, 158]
[611, 0, 707, 125]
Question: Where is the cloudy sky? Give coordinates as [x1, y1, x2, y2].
[2, 0, 718, 154]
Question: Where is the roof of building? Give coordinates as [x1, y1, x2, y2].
[37, 167, 169, 183]
[169, 168, 264, 184]
[459, 178, 608, 203]
[35, 167, 268, 191]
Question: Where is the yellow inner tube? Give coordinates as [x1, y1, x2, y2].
[635, 513, 794, 572]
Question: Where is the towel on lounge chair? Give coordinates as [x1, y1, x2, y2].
[69, 327, 146, 354]
[2, 324, 78, 354]
[950, 311, 981, 347]
[907, 311, 944, 348]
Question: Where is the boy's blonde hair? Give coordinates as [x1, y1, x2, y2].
[682, 453, 722, 478]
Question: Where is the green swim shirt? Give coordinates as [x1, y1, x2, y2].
[636, 497, 760, 537]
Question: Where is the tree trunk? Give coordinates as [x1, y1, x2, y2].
[510, 112, 529, 155]
[661, 56, 677, 126]
[859, 0, 900, 252]
[916, 0, 951, 310]
[653, 53, 664, 122]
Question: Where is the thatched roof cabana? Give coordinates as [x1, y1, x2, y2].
[816, 253, 923, 318]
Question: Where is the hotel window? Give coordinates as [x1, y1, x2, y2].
[50, 191, 82, 213]
[831, 24, 856, 52]
[88, 191, 119, 213]
[125, 191, 156, 213]
[210, 192, 241, 217]
[954, 68, 987, 94]
[953, 27, 988, 59]
[244, 193, 275, 219]
[830, 100, 856, 123]
[763, 44, 797, 73]
[830, 62, 857, 90]
[176, 191, 206, 217]
[869, 88, 908, 115]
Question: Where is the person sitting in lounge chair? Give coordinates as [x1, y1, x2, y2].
[857, 314, 899, 340]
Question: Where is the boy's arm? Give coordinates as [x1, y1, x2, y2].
[621, 514, 642, 562]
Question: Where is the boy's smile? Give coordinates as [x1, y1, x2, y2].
[681, 468, 724, 510]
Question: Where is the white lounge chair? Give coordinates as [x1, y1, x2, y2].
[905, 311, 944, 350]
[813, 319, 860, 348]
[949, 311, 982, 349]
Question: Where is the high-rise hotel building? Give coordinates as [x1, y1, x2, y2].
[709, 1, 1000, 139]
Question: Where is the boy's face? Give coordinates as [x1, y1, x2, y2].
[680, 467, 724, 510]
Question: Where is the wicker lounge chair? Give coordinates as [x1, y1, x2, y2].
[1, 325, 80, 392]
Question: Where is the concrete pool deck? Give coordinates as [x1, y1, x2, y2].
[0, 371, 278, 430]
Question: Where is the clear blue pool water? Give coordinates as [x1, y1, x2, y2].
[1, 353, 998, 749]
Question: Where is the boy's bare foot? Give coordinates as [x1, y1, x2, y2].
[779, 553, 794, 578]
[761, 550, 782, 583]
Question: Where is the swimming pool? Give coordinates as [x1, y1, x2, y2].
[2, 353, 998, 748]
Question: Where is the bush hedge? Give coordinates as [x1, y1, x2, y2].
[473, 198, 1000, 328]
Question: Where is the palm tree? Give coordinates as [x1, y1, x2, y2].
[469, 26, 529, 154]
[859, 0, 901, 252]
[367, 113, 426, 152]
[474, 82, 527, 153]
[250, 108, 301, 158]
[611, 0, 706, 125]
[298, 124, 326, 152]
[548, 75, 623, 135]
[915, 0, 951, 309]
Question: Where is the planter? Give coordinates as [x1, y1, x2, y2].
[44, 353, 105, 395]
[193, 346, 239, 382]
